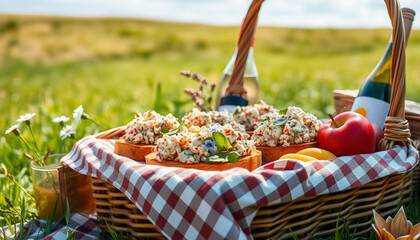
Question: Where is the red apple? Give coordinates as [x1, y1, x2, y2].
[371, 123, 384, 151]
[317, 112, 375, 157]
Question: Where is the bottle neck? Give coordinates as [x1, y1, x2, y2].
[369, 9, 414, 83]
[223, 46, 255, 74]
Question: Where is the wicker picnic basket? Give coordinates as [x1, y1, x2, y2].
[58, 0, 418, 239]
[333, 90, 420, 192]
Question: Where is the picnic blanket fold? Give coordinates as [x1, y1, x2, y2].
[61, 136, 419, 239]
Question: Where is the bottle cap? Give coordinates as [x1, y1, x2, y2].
[402, 8, 415, 22]
[402, 8, 415, 41]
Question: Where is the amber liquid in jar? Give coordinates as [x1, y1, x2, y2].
[32, 161, 95, 221]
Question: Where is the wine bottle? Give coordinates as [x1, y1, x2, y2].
[351, 8, 415, 128]
[216, 23, 259, 111]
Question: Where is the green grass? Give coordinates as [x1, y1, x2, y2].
[0, 14, 419, 239]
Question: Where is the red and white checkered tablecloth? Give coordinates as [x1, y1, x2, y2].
[61, 136, 418, 239]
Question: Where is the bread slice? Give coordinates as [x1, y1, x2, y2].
[114, 138, 155, 162]
[257, 142, 317, 163]
[145, 150, 262, 171]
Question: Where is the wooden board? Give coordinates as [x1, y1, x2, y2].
[145, 151, 262, 171]
[257, 142, 317, 163]
[114, 139, 155, 162]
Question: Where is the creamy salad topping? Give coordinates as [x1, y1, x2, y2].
[155, 124, 255, 164]
[252, 106, 322, 147]
[232, 100, 278, 131]
[125, 111, 180, 144]
[182, 108, 212, 128]
[208, 110, 233, 126]
[182, 108, 246, 133]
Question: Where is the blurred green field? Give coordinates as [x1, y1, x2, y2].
[0, 15, 420, 237]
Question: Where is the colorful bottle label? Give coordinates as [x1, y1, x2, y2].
[351, 96, 390, 128]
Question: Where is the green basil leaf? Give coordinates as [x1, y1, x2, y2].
[294, 130, 304, 136]
[206, 153, 228, 163]
[227, 152, 240, 163]
[278, 108, 288, 115]
[273, 118, 288, 126]
[162, 123, 186, 136]
[262, 119, 271, 123]
[184, 152, 194, 156]
[212, 132, 230, 151]
[233, 108, 241, 115]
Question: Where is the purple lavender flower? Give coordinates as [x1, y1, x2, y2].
[204, 140, 216, 151]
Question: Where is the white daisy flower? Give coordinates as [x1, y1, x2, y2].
[52, 116, 70, 123]
[60, 125, 76, 140]
[16, 113, 35, 123]
[5, 123, 20, 135]
[73, 105, 84, 124]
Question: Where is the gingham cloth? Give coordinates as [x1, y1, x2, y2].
[61, 136, 418, 239]
[10, 213, 99, 240]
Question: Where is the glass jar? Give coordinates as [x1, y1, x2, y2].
[31, 155, 95, 220]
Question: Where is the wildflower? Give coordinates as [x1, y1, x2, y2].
[180, 70, 191, 77]
[184, 88, 196, 96]
[181, 70, 216, 111]
[5, 123, 20, 136]
[201, 78, 208, 85]
[209, 125, 220, 133]
[52, 116, 70, 124]
[210, 83, 216, 92]
[60, 125, 76, 140]
[204, 140, 216, 151]
[16, 113, 35, 126]
[372, 207, 420, 240]
[192, 72, 201, 81]
[73, 105, 84, 124]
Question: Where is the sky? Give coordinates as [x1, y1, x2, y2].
[0, 0, 420, 29]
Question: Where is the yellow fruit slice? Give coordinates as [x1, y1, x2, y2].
[279, 153, 319, 162]
[296, 148, 337, 160]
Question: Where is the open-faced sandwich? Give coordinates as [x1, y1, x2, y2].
[232, 100, 278, 133]
[252, 106, 322, 163]
[182, 108, 246, 133]
[145, 124, 261, 171]
[115, 111, 180, 161]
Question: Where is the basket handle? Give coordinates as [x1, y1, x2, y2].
[224, 0, 263, 97]
[379, 0, 413, 150]
[228, 0, 412, 150]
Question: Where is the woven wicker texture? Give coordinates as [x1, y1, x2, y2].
[228, 0, 410, 152]
[85, 0, 417, 238]
[91, 178, 165, 239]
[333, 90, 420, 191]
[91, 171, 412, 239]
